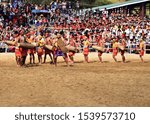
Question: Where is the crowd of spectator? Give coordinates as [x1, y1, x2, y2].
[0, 0, 150, 53]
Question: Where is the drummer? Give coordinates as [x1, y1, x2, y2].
[19, 29, 28, 66]
[95, 34, 104, 63]
[43, 30, 54, 64]
[53, 33, 69, 67]
[68, 34, 77, 65]
[26, 30, 35, 64]
[13, 30, 27, 67]
[13, 31, 22, 66]
[112, 37, 119, 62]
[120, 37, 126, 63]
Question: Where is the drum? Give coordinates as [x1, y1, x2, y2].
[45, 45, 53, 51]
[118, 45, 125, 51]
[4, 41, 15, 46]
[92, 45, 104, 52]
[18, 43, 36, 49]
[57, 38, 68, 53]
[65, 45, 76, 52]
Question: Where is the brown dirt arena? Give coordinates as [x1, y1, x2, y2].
[0, 52, 150, 107]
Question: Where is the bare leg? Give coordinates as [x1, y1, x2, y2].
[17, 57, 22, 67]
[54, 57, 57, 67]
[22, 56, 27, 65]
[98, 55, 102, 63]
[44, 54, 47, 63]
[113, 55, 117, 62]
[98, 52, 103, 63]
[30, 54, 32, 64]
[140, 55, 144, 62]
[16, 57, 20, 67]
[49, 53, 54, 64]
[69, 55, 74, 64]
[33, 54, 35, 64]
[122, 55, 126, 63]
[40, 56, 42, 64]
[63, 53, 69, 66]
[84, 55, 89, 63]
[38, 55, 40, 64]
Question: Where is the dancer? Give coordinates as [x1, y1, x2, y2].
[139, 39, 144, 62]
[83, 36, 90, 63]
[120, 38, 126, 63]
[43, 30, 54, 64]
[26, 31, 35, 64]
[95, 35, 104, 63]
[112, 37, 119, 62]
[68, 35, 77, 65]
[53, 34, 69, 67]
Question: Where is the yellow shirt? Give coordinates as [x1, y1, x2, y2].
[113, 42, 118, 49]
[83, 40, 90, 47]
[140, 41, 144, 49]
[26, 37, 32, 43]
[38, 37, 44, 47]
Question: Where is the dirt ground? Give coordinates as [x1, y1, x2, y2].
[0, 52, 150, 107]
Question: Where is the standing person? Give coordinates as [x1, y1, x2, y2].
[26, 31, 35, 64]
[43, 31, 54, 64]
[53, 34, 69, 67]
[19, 29, 28, 66]
[83, 36, 90, 63]
[139, 39, 144, 62]
[120, 38, 126, 63]
[13, 30, 27, 67]
[112, 38, 119, 62]
[95, 35, 104, 63]
[68, 35, 77, 65]
[13, 31, 22, 66]
[37, 35, 44, 64]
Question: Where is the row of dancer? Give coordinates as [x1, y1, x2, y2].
[6, 29, 145, 67]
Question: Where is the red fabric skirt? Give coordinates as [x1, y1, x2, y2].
[15, 48, 22, 57]
[37, 47, 43, 56]
[69, 51, 75, 56]
[83, 48, 89, 55]
[113, 48, 118, 56]
[28, 48, 35, 54]
[140, 50, 144, 56]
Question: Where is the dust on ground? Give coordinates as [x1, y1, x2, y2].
[0, 53, 150, 106]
